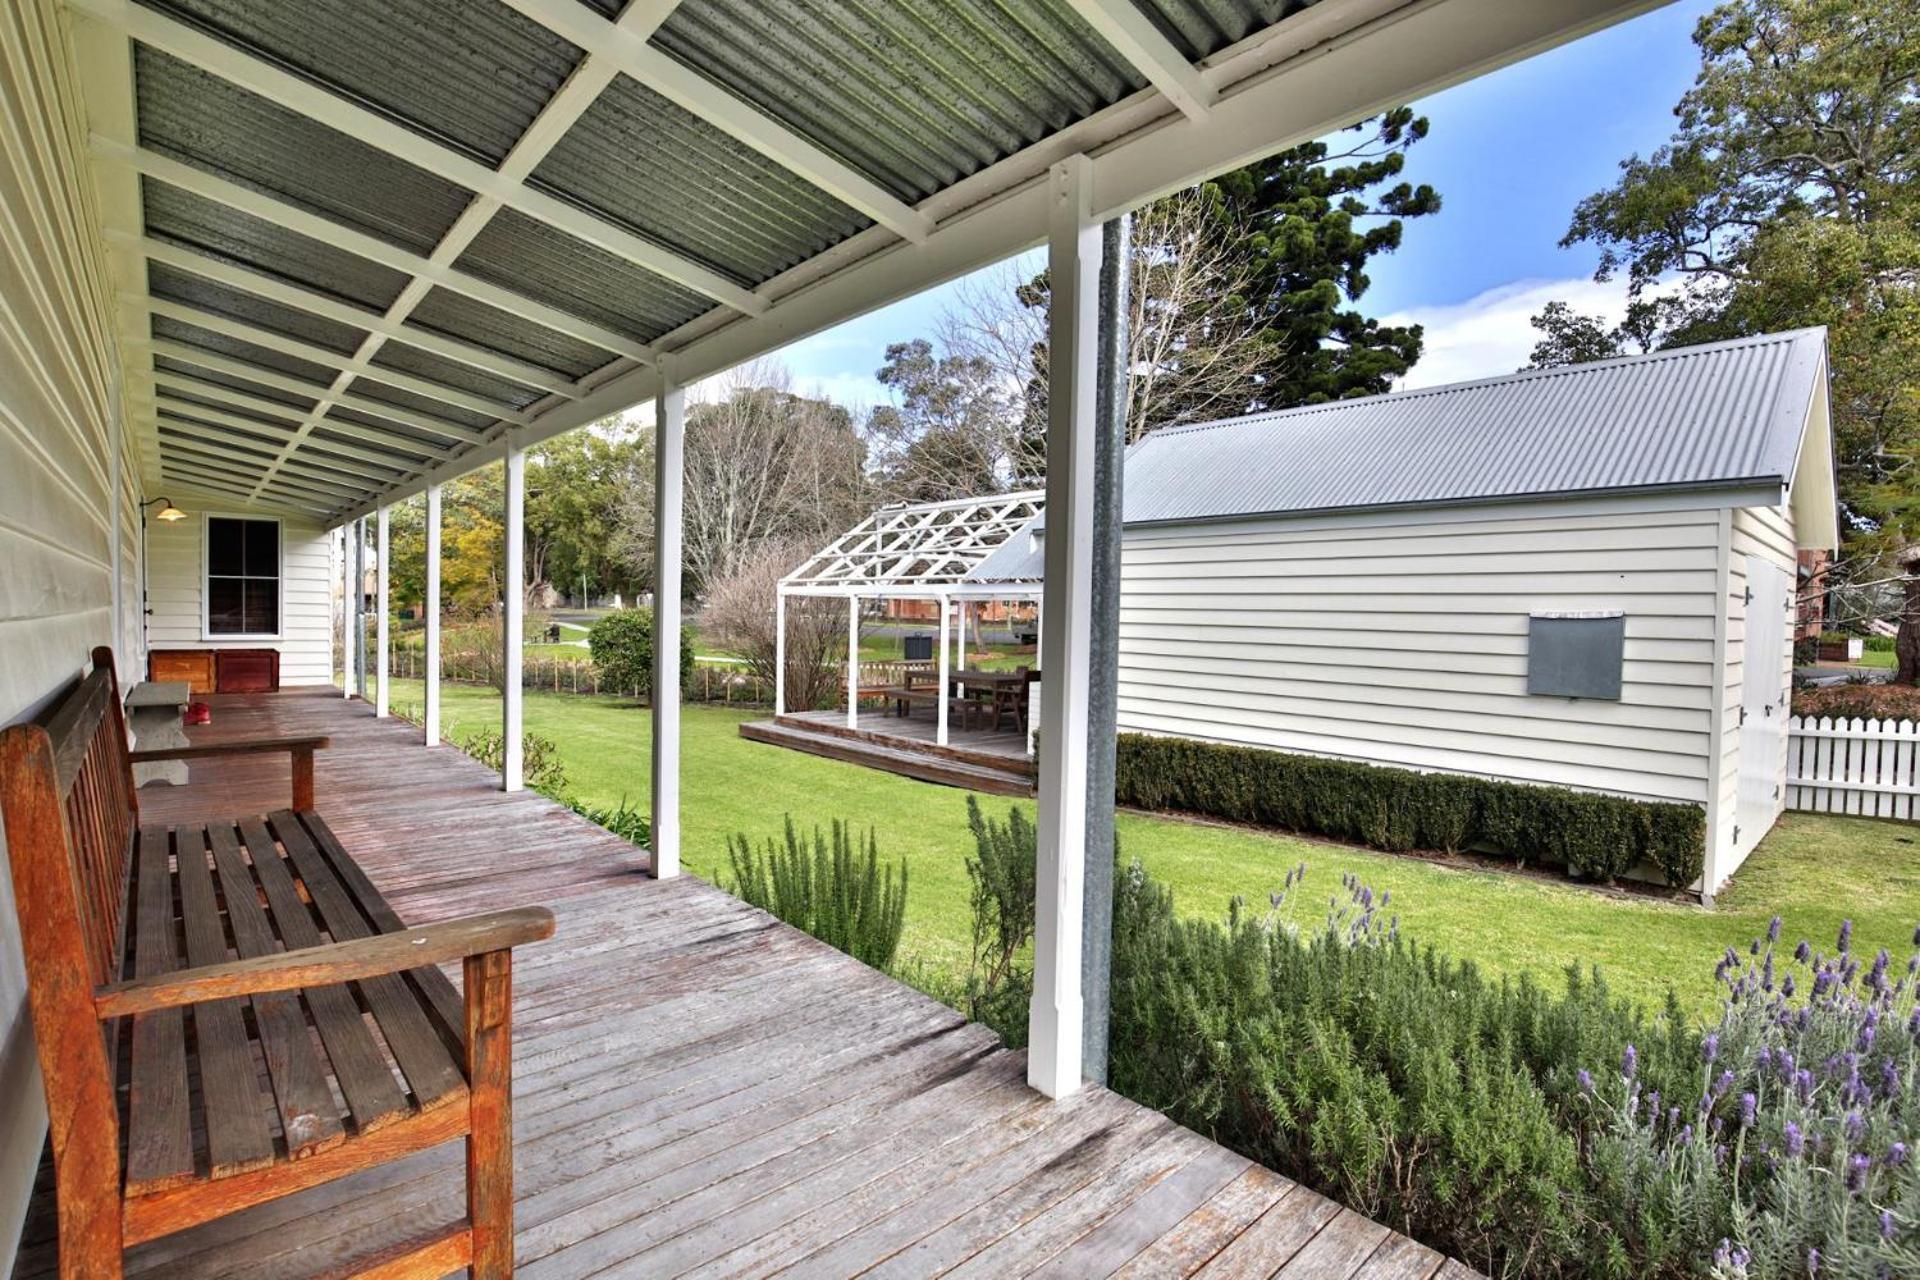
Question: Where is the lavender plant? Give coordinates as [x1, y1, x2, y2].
[1578, 918, 1920, 1279]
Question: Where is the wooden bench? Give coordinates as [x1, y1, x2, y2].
[0, 647, 555, 1279]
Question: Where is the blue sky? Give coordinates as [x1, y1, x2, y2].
[760, 0, 1717, 407]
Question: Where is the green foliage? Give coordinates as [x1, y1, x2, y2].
[588, 608, 691, 698]
[455, 726, 569, 798]
[1108, 861, 1699, 1277]
[1114, 733, 1706, 888]
[565, 795, 650, 848]
[958, 796, 1039, 1047]
[727, 817, 908, 972]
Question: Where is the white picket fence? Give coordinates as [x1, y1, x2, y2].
[1787, 716, 1920, 819]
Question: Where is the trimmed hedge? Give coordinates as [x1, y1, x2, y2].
[1113, 733, 1705, 888]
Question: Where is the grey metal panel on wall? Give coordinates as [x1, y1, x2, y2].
[1527, 614, 1626, 701]
[1123, 328, 1829, 526]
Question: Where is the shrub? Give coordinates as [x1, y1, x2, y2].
[456, 727, 569, 798]
[727, 816, 907, 972]
[588, 608, 692, 699]
[1114, 733, 1706, 888]
[1865, 633, 1896, 653]
[1792, 682, 1920, 722]
[959, 796, 1038, 1047]
[566, 795, 650, 848]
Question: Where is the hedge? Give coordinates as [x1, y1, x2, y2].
[1113, 733, 1705, 888]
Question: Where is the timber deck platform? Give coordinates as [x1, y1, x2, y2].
[13, 688, 1471, 1279]
[741, 709, 1036, 797]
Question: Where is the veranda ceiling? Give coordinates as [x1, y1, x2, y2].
[66, 0, 1666, 524]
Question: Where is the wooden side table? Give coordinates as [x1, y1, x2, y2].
[126, 680, 191, 787]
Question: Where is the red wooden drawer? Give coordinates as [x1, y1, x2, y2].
[215, 649, 279, 693]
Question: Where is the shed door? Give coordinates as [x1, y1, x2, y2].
[1736, 555, 1793, 850]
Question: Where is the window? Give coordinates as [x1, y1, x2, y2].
[1527, 611, 1625, 700]
[205, 516, 280, 637]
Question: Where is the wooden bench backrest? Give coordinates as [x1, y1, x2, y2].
[0, 645, 138, 1192]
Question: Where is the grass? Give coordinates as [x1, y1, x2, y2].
[392, 678, 1915, 1017]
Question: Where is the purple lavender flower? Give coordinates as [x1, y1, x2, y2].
[1846, 1110, 1866, 1143]
[1783, 1121, 1805, 1156]
[1883, 1210, 1896, 1239]
[1849, 1152, 1872, 1193]
[1714, 1069, 1735, 1098]
[1679, 1124, 1694, 1147]
[1739, 1093, 1756, 1129]
[1702, 1033, 1720, 1064]
[1769, 916, 1783, 943]
[1797, 939, 1813, 964]
[1782, 974, 1796, 997]
[1891, 1142, 1909, 1166]
[1840, 919, 1854, 952]
[1577, 1068, 1593, 1094]
[1621, 1044, 1638, 1080]
[1808, 1247, 1821, 1274]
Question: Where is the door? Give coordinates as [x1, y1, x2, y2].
[1736, 554, 1793, 852]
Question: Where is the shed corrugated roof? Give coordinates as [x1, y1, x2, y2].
[1122, 328, 1830, 526]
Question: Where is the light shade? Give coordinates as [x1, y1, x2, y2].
[155, 501, 186, 522]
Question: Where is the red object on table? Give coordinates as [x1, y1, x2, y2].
[184, 701, 212, 726]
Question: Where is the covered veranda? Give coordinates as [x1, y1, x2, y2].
[2, 0, 1668, 1272]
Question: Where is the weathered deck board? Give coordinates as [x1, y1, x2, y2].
[12, 689, 1468, 1280]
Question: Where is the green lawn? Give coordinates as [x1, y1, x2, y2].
[392, 679, 1917, 1016]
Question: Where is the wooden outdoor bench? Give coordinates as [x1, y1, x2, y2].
[0, 648, 554, 1279]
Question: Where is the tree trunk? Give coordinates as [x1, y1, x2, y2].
[1899, 566, 1920, 685]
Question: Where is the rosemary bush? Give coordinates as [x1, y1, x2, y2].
[727, 817, 908, 972]
[566, 795, 650, 848]
[455, 726, 569, 798]
[958, 796, 1038, 1047]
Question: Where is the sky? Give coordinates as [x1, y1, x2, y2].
[748, 0, 1719, 410]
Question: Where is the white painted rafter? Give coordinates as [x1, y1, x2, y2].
[1065, 0, 1215, 122]
[144, 371, 455, 463]
[149, 395, 434, 473]
[93, 137, 658, 365]
[497, 0, 934, 243]
[68, 0, 764, 316]
[153, 411, 405, 483]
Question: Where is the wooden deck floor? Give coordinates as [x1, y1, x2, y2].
[741, 709, 1036, 796]
[14, 689, 1469, 1280]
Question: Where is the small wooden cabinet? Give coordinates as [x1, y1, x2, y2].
[147, 649, 280, 694]
[148, 649, 215, 694]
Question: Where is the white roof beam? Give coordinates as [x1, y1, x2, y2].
[92, 138, 657, 366]
[70, 0, 765, 316]
[146, 372, 450, 462]
[162, 475, 336, 518]
[153, 408, 409, 483]
[139, 296, 538, 421]
[159, 437, 367, 495]
[1064, 0, 1215, 122]
[151, 395, 445, 472]
[498, 0, 933, 243]
[157, 426, 387, 492]
[113, 233, 566, 401]
[161, 451, 357, 504]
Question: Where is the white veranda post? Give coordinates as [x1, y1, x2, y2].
[424, 484, 442, 745]
[773, 591, 786, 716]
[1030, 154, 1099, 1099]
[651, 376, 686, 879]
[375, 504, 390, 718]
[936, 593, 950, 748]
[503, 441, 525, 792]
[340, 526, 352, 699]
[846, 595, 859, 729]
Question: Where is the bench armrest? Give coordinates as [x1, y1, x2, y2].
[129, 734, 331, 808]
[93, 906, 555, 1018]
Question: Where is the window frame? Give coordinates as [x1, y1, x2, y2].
[200, 512, 285, 642]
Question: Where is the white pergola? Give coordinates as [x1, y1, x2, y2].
[58, 0, 1672, 1099]
[779, 491, 1045, 746]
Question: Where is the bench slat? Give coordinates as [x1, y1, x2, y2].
[206, 822, 345, 1158]
[236, 818, 413, 1136]
[125, 827, 193, 1194]
[268, 811, 467, 1110]
[296, 812, 466, 1049]
[172, 825, 277, 1178]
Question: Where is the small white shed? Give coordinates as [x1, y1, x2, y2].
[978, 327, 1838, 892]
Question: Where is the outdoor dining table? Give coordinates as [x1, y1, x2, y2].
[951, 669, 1035, 732]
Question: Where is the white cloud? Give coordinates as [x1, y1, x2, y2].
[1379, 276, 1643, 389]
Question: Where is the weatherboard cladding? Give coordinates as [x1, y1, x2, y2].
[133, 46, 471, 256]
[1122, 329, 1828, 526]
[529, 74, 869, 288]
[144, 262, 374, 356]
[651, 0, 1145, 204]
[452, 207, 713, 345]
[140, 179, 412, 314]
[139, 0, 584, 167]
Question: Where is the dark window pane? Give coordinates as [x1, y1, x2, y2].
[242, 580, 279, 635]
[207, 518, 244, 576]
[243, 520, 278, 577]
[207, 578, 244, 633]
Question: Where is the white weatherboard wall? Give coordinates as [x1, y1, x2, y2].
[0, 0, 144, 1261]
[145, 513, 335, 685]
[1118, 495, 1727, 808]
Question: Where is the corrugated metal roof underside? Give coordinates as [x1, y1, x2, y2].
[134, 46, 472, 256]
[136, 0, 583, 167]
[365, 342, 545, 412]
[530, 74, 869, 288]
[151, 355, 316, 412]
[651, 0, 1145, 204]
[406, 288, 612, 382]
[150, 314, 339, 385]
[1123, 328, 1829, 525]
[451, 208, 714, 344]
[144, 262, 372, 355]
[1134, 0, 1322, 61]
